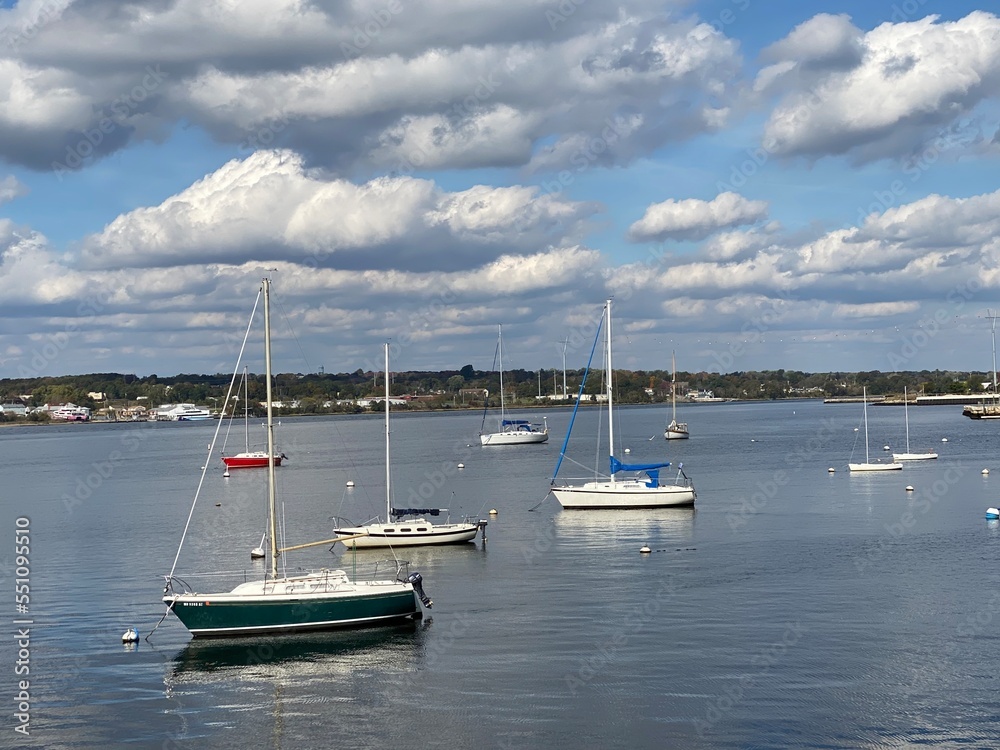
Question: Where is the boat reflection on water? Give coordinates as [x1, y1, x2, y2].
[552, 507, 696, 550]
[169, 621, 428, 677]
[164, 622, 431, 748]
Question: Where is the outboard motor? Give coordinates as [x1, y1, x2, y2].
[407, 572, 432, 609]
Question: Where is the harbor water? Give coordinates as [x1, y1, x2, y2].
[2, 399, 999, 749]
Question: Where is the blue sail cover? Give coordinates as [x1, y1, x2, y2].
[610, 456, 672, 488]
[610, 456, 671, 474]
[502, 419, 530, 425]
[391, 508, 442, 517]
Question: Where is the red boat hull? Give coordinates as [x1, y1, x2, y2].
[221, 454, 284, 469]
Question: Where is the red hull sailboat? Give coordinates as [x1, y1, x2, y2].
[222, 451, 285, 469]
[221, 367, 286, 470]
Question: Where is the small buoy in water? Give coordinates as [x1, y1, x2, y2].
[250, 546, 265, 559]
[489, 508, 498, 515]
[639, 544, 651, 554]
[883, 445, 890, 451]
[457, 463, 465, 469]
[942, 438, 948, 442]
[751, 439, 756, 443]
[223, 470, 230, 478]
[624, 448, 631, 454]
[854, 427, 859, 432]
[215, 502, 221, 507]
[987, 507, 1000, 520]
[122, 627, 139, 643]
[905, 486, 914, 492]
[828, 467, 835, 473]
[983, 469, 990, 476]
[346, 480, 355, 488]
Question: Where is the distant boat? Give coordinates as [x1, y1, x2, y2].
[892, 387, 937, 461]
[50, 404, 91, 421]
[479, 325, 548, 446]
[161, 278, 431, 637]
[221, 367, 286, 469]
[664, 351, 689, 440]
[157, 403, 212, 421]
[849, 387, 902, 472]
[333, 344, 484, 548]
[550, 299, 696, 509]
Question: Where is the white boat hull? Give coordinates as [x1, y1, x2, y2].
[333, 520, 480, 547]
[480, 430, 548, 446]
[892, 452, 938, 461]
[664, 424, 689, 440]
[551, 480, 695, 509]
[848, 462, 902, 472]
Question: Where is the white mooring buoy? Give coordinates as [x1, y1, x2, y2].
[223, 469, 230, 478]
[624, 448, 631, 454]
[250, 546, 265, 559]
[346, 480, 355, 488]
[639, 544, 651, 554]
[983, 469, 990, 476]
[828, 467, 835, 473]
[489, 508, 498, 516]
[457, 463, 465, 469]
[905, 486, 914, 492]
[987, 507, 1000, 520]
[942, 438, 949, 442]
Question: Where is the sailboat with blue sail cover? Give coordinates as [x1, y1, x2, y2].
[549, 299, 696, 509]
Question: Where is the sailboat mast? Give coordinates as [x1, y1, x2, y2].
[606, 299, 615, 479]
[671, 350, 677, 423]
[862, 386, 870, 464]
[498, 325, 505, 425]
[384, 342, 391, 521]
[243, 366, 250, 451]
[263, 278, 278, 580]
[904, 385, 910, 452]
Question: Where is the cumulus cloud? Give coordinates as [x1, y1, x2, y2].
[758, 11, 1000, 163]
[0, 0, 740, 173]
[78, 150, 599, 272]
[0, 175, 27, 204]
[762, 14, 864, 71]
[627, 192, 769, 243]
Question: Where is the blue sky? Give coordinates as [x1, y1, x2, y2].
[1, 1, 1000, 379]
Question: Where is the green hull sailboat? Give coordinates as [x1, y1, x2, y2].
[161, 278, 431, 638]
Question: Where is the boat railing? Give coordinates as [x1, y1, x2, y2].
[372, 559, 412, 583]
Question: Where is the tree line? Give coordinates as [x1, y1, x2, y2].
[0, 367, 992, 419]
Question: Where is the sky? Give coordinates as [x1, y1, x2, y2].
[1, 0, 999, 380]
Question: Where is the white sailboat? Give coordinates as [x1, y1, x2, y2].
[550, 299, 696, 509]
[160, 279, 431, 638]
[664, 350, 689, 440]
[848, 386, 902, 472]
[479, 324, 548, 445]
[333, 344, 485, 548]
[892, 386, 938, 461]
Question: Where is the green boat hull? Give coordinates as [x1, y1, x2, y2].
[165, 589, 420, 638]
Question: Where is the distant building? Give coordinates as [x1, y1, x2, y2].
[0, 402, 27, 416]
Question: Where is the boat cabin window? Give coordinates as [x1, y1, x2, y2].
[384, 529, 394, 533]
[400, 528, 411, 532]
[416, 528, 427, 532]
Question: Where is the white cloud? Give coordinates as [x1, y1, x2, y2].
[628, 192, 769, 243]
[0, 1, 741, 172]
[78, 150, 598, 272]
[0, 175, 27, 204]
[758, 11, 1000, 162]
[762, 14, 864, 71]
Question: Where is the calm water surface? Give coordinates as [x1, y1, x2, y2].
[2, 400, 1000, 749]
